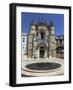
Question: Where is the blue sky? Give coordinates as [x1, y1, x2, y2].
[21, 12, 64, 36]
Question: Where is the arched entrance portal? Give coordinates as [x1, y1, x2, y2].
[36, 42, 48, 58]
[40, 47, 45, 58]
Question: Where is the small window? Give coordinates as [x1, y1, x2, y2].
[23, 38, 25, 42]
[60, 39, 62, 44]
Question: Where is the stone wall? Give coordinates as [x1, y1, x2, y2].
[27, 35, 33, 58]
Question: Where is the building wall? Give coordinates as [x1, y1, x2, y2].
[21, 33, 27, 55]
[21, 25, 64, 59]
[21, 34, 64, 59]
[27, 22, 56, 58]
[55, 36, 64, 59]
[27, 34, 33, 58]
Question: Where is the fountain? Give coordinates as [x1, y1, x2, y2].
[21, 58, 64, 77]
[26, 62, 61, 70]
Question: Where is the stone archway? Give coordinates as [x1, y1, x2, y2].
[35, 42, 48, 58]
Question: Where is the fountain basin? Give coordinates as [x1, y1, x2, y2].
[26, 62, 61, 70]
[21, 58, 64, 76]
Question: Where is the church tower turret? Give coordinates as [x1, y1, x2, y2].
[49, 21, 56, 58]
[27, 22, 36, 58]
[50, 21, 55, 35]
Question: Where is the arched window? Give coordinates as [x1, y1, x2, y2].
[41, 32, 44, 39]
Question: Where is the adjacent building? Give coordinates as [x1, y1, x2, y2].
[21, 33, 27, 55]
[56, 36, 64, 59]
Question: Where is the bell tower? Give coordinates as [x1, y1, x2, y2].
[49, 21, 56, 57]
[27, 23, 36, 58]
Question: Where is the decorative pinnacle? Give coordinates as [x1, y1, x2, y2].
[50, 21, 54, 26]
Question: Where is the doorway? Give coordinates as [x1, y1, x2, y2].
[40, 47, 45, 58]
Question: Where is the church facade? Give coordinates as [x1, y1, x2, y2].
[27, 21, 56, 58]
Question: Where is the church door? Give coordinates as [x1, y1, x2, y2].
[40, 47, 45, 58]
